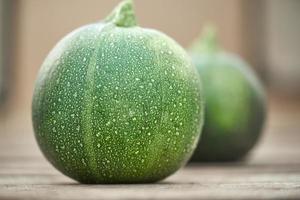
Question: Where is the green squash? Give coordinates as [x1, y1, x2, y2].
[32, 0, 204, 183]
[189, 28, 266, 162]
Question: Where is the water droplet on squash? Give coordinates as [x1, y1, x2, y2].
[81, 158, 86, 165]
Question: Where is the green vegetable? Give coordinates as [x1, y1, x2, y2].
[32, 0, 204, 183]
[190, 27, 266, 161]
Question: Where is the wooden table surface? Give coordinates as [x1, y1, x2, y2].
[1, 97, 300, 200]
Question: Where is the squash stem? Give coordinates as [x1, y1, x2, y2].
[105, 0, 137, 27]
[191, 25, 219, 53]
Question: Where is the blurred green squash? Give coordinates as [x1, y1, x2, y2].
[189, 27, 266, 161]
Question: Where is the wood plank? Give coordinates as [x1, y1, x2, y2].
[0, 165, 300, 200]
[0, 97, 299, 199]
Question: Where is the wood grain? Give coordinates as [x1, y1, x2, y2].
[0, 97, 300, 199]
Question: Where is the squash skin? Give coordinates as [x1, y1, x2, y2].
[32, 22, 204, 183]
[190, 51, 266, 162]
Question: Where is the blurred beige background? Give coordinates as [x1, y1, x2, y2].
[0, 0, 300, 136]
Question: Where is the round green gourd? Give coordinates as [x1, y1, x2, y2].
[32, 0, 204, 183]
[189, 28, 266, 162]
